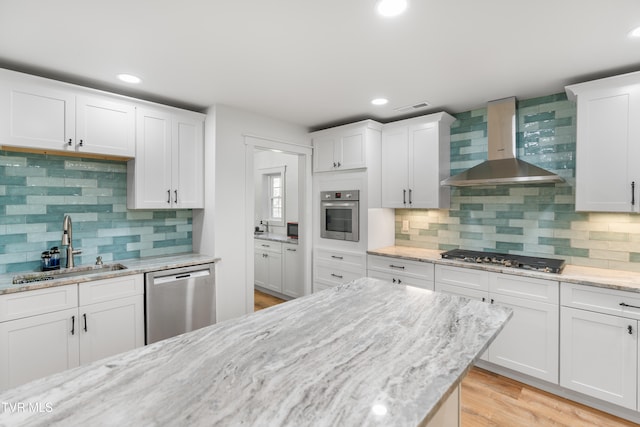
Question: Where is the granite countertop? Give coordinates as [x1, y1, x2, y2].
[0, 253, 220, 295]
[368, 246, 640, 293]
[254, 232, 299, 244]
[0, 277, 511, 427]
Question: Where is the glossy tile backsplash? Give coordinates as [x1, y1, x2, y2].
[0, 151, 192, 273]
[395, 93, 640, 272]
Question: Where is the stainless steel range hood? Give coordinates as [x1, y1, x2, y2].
[441, 97, 564, 187]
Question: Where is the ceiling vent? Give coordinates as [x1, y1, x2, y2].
[393, 101, 430, 113]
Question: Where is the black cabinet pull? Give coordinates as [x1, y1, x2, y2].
[632, 182, 636, 206]
[261, 244, 270, 247]
[337, 161, 341, 167]
[83, 313, 87, 332]
[389, 264, 405, 270]
[397, 278, 402, 284]
[71, 315, 75, 335]
[392, 278, 396, 283]
[490, 299, 495, 304]
[481, 297, 486, 302]
[331, 255, 343, 260]
[67, 138, 73, 146]
[409, 189, 413, 205]
[403, 189, 407, 205]
[620, 302, 640, 309]
[167, 190, 171, 204]
[286, 248, 296, 252]
[79, 139, 84, 147]
[629, 325, 633, 335]
[333, 162, 337, 168]
[331, 273, 343, 279]
[174, 190, 178, 204]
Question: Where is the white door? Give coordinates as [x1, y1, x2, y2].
[312, 135, 337, 172]
[75, 95, 135, 157]
[173, 113, 204, 208]
[0, 308, 79, 391]
[409, 123, 439, 208]
[575, 86, 640, 212]
[0, 80, 75, 151]
[381, 126, 409, 208]
[283, 245, 303, 298]
[338, 131, 366, 170]
[488, 294, 559, 383]
[79, 296, 144, 365]
[560, 307, 637, 409]
[134, 108, 173, 208]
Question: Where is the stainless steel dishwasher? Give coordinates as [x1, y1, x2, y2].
[145, 263, 216, 344]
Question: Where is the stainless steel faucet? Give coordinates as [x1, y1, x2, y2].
[61, 215, 82, 268]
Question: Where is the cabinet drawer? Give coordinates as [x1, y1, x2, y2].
[435, 283, 489, 302]
[367, 270, 433, 290]
[561, 282, 640, 319]
[254, 240, 282, 253]
[315, 248, 365, 268]
[79, 275, 143, 306]
[490, 274, 559, 304]
[367, 255, 434, 279]
[435, 265, 489, 291]
[315, 261, 363, 287]
[0, 285, 78, 322]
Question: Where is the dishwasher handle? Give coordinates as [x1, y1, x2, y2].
[152, 269, 210, 285]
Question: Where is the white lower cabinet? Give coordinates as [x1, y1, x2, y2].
[560, 282, 640, 410]
[435, 265, 559, 383]
[313, 247, 366, 293]
[254, 240, 303, 298]
[367, 254, 434, 290]
[283, 244, 304, 298]
[0, 275, 144, 391]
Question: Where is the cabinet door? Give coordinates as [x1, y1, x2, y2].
[574, 86, 640, 212]
[409, 123, 440, 208]
[313, 135, 337, 172]
[133, 108, 173, 208]
[79, 295, 144, 365]
[560, 307, 637, 409]
[0, 80, 75, 151]
[75, 95, 135, 157]
[264, 251, 283, 293]
[381, 126, 409, 208]
[488, 294, 559, 383]
[173, 113, 204, 208]
[337, 130, 366, 170]
[283, 245, 304, 298]
[254, 250, 268, 288]
[0, 308, 79, 391]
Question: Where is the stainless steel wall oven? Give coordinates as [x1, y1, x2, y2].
[320, 190, 359, 242]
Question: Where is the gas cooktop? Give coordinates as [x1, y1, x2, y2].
[440, 249, 566, 274]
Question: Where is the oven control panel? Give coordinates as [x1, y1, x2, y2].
[321, 190, 359, 201]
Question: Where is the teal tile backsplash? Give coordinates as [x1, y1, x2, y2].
[0, 151, 192, 273]
[396, 93, 640, 272]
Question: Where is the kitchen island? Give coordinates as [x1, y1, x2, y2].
[0, 278, 511, 426]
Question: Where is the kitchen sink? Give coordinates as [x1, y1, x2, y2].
[12, 263, 128, 284]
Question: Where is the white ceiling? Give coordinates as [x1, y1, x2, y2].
[1, 0, 639, 130]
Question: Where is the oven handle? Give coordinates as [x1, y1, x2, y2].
[322, 202, 357, 207]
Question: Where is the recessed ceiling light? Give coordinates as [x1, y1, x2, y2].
[376, 0, 408, 17]
[371, 98, 389, 106]
[117, 74, 142, 84]
[629, 26, 640, 38]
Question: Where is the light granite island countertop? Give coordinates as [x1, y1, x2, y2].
[0, 277, 511, 427]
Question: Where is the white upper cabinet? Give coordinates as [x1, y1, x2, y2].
[381, 112, 455, 209]
[0, 69, 135, 157]
[566, 71, 640, 212]
[311, 120, 382, 173]
[127, 107, 204, 209]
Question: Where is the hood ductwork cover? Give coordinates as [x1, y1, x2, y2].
[441, 97, 564, 187]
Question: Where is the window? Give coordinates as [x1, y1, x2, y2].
[259, 166, 286, 226]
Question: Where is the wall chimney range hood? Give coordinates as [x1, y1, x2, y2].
[441, 97, 564, 187]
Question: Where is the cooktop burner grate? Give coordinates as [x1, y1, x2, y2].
[440, 249, 566, 274]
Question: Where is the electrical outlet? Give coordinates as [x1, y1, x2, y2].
[401, 220, 410, 233]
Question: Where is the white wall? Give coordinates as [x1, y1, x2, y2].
[193, 104, 309, 322]
[254, 150, 299, 236]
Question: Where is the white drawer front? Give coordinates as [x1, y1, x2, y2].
[254, 240, 282, 254]
[490, 273, 559, 304]
[561, 282, 640, 319]
[79, 275, 143, 306]
[435, 283, 489, 303]
[315, 248, 365, 268]
[367, 270, 434, 291]
[435, 265, 490, 291]
[0, 285, 78, 322]
[315, 262, 363, 287]
[367, 255, 434, 279]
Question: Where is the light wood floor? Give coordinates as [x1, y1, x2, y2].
[253, 291, 637, 426]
